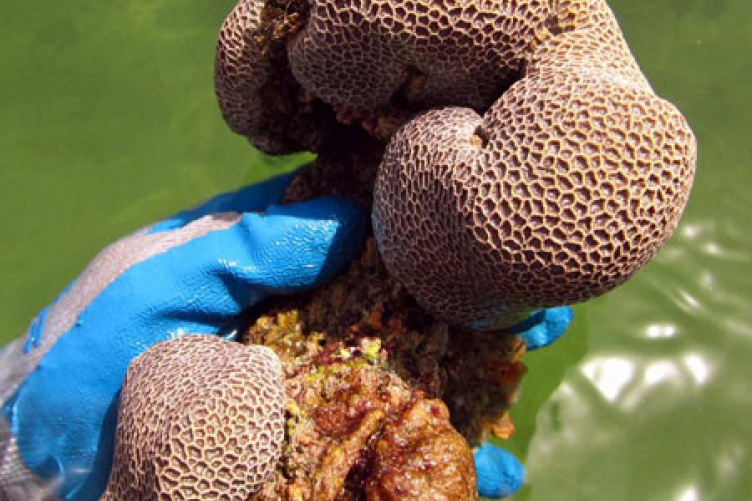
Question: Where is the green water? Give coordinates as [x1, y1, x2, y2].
[1, 1, 750, 499]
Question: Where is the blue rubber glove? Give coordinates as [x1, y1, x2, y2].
[508, 306, 574, 351]
[0, 172, 368, 500]
[475, 443, 526, 499]
[474, 305, 574, 499]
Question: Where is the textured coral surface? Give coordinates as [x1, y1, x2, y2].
[372, 0, 696, 327]
[102, 336, 286, 500]
[216, 0, 697, 328]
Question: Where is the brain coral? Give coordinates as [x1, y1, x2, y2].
[216, 0, 697, 329]
[101, 335, 286, 500]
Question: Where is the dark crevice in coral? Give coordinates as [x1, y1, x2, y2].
[489, 66, 524, 108]
[472, 124, 490, 149]
[389, 65, 429, 112]
[283, 126, 385, 208]
[248, 0, 344, 154]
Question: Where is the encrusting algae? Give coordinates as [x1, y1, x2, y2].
[243, 234, 526, 500]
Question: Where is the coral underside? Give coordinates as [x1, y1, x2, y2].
[243, 237, 526, 500]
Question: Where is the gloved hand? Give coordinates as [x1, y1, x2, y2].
[474, 305, 574, 499]
[0, 169, 574, 501]
[0, 172, 369, 500]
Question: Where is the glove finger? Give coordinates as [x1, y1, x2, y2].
[139, 196, 368, 334]
[245, 197, 369, 292]
[148, 171, 297, 234]
[474, 442, 525, 499]
[38, 195, 368, 347]
[503, 306, 574, 350]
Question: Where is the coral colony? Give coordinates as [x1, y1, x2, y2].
[106, 0, 696, 499]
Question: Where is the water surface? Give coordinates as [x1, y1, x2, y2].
[1, 1, 750, 499]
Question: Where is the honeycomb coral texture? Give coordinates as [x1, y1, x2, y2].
[287, 0, 551, 110]
[215, 0, 278, 148]
[102, 336, 286, 500]
[217, 0, 697, 329]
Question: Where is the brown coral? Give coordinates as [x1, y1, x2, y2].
[101, 335, 285, 500]
[365, 398, 477, 500]
[242, 237, 524, 500]
[216, 0, 696, 328]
